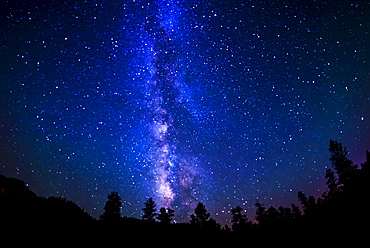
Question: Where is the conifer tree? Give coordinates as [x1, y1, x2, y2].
[157, 207, 175, 224]
[100, 192, 122, 221]
[142, 198, 157, 222]
[328, 140, 357, 187]
[254, 202, 266, 224]
[231, 205, 250, 232]
[190, 202, 211, 227]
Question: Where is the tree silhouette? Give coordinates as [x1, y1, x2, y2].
[157, 207, 175, 224]
[190, 202, 211, 227]
[328, 140, 358, 188]
[261, 205, 280, 227]
[297, 191, 316, 215]
[231, 206, 246, 224]
[142, 197, 157, 222]
[254, 202, 266, 224]
[320, 140, 361, 202]
[362, 150, 370, 171]
[324, 168, 338, 198]
[291, 203, 301, 219]
[100, 192, 122, 222]
[278, 206, 291, 220]
[230, 205, 251, 232]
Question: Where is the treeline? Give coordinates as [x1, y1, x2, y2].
[98, 140, 370, 236]
[1, 140, 369, 240]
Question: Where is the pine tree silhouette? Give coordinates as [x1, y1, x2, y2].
[100, 192, 122, 222]
[157, 207, 175, 224]
[230, 205, 251, 232]
[142, 198, 157, 222]
[297, 191, 316, 215]
[254, 202, 266, 224]
[328, 140, 358, 188]
[190, 202, 211, 227]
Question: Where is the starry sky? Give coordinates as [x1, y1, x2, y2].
[1, 0, 370, 224]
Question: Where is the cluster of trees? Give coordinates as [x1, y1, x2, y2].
[100, 192, 175, 224]
[100, 192, 220, 230]
[1, 140, 369, 239]
[251, 140, 370, 236]
[98, 140, 370, 236]
[99, 193, 176, 224]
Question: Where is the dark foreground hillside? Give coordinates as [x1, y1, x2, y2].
[0, 174, 92, 225]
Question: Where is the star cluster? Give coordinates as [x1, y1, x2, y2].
[1, 0, 369, 224]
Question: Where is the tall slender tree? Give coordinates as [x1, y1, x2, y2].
[100, 192, 122, 222]
[254, 202, 266, 224]
[142, 198, 157, 222]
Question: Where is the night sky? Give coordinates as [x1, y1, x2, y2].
[1, 0, 370, 224]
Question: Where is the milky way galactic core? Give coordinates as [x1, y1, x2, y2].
[1, 0, 369, 223]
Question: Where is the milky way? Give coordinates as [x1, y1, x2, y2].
[141, 0, 203, 212]
[1, 0, 370, 224]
